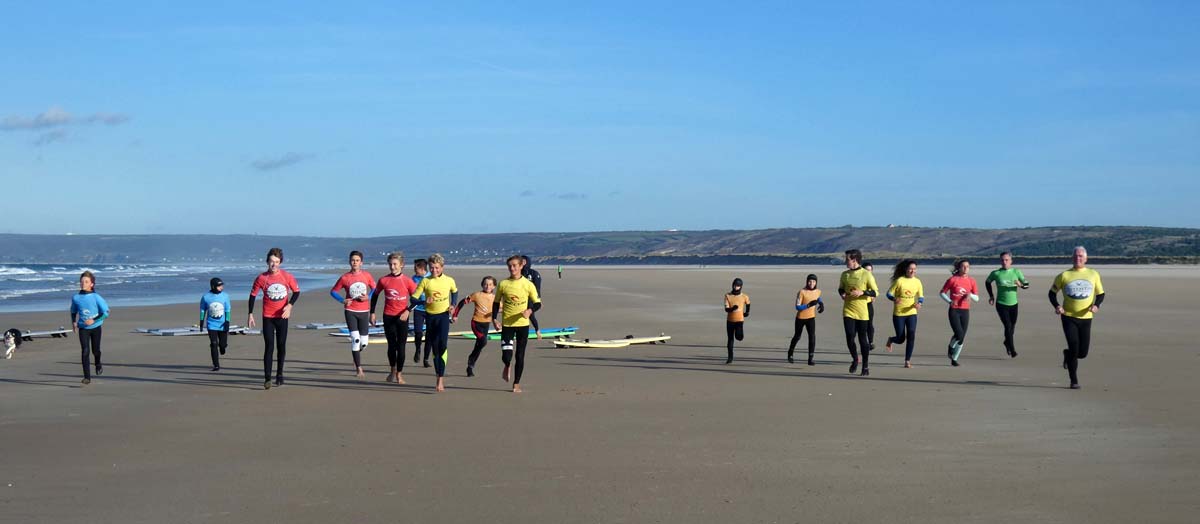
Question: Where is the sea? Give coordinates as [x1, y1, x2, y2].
[0, 264, 338, 314]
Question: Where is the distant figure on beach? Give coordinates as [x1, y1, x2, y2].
[939, 259, 979, 367]
[331, 250, 376, 378]
[199, 277, 231, 371]
[1049, 246, 1105, 390]
[372, 252, 416, 384]
[788, 274, 824, 365]
[863, 262, 877, 350]
[557, 265, 563, 279]
[839, 249, 877, 376]
[70, 270, 109, 385]
[453, 275, 496, 378]
[411, 258, 430, 367]
[985, 252, 1030, 358]
[496, 255, 541, 393]
[4, 328, 22, 359]
[248, 247, 300, 390]
[520, 255, 544, 339]
[885, 260, 924, 368]
[410, 253, 457, 392]
[723, 278, 750, 364]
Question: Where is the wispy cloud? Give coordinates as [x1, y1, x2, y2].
[555, 192, 587, 201]
[1, 106, 131, 132]
[519, 189, 536, 197]
[250, 152, 315, 171]
[608, 190, 622, 198]
[33, 129, 69, 146]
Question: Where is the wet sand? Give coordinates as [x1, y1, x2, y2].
[1, 265, 1198, 523]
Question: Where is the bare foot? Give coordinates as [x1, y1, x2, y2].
[396, 373, 406, 384]
[502, 365, 511, 382]
[356, 367, 366, 379]
[435, 377, 445, 392]
[885, 341, 893, 353]
[536, 331, 542, 340]
[512, 384, 522, 393]
[904, 361, 913, 368]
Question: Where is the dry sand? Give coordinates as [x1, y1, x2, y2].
[1, 265, 1198, 523]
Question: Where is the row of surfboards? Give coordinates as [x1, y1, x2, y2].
[131, 326, 262, 336]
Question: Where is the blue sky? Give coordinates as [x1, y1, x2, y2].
[2, 1, 1198, 235]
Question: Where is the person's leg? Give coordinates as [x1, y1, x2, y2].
[89, 326, 103, 374]
[1009, 304, 1019, 356]
[383, 314, 400, 370]
[501, 327, 515, 381]
[1077, 318, 1092, 360]
[725, 321, 736, 363]
[209, 330, 221, 369]
[866, 302, 875, 348]
[262, 319, 275, 384]
[530, 312, 540, 333]
[429, 313, 449, 378]
[467, 321, 489, 372]
[904, 315, 918, 363]
[513, 328, 530, 390]
[856, 320, 870, 374]
[79, 328, 93, 381]
[888, 315, 905, 351]
[275, 318, 289, 383]
[346, 310, 363, 371]
[412, 311, 426, 364]
[843, 316, 859, 373]
[218, 329, 228, 358]
[804, 318, 816, 364]
[1061, 315, 1081, 386]
[788, 317, 803, 361]
[947, 309, 965, 362]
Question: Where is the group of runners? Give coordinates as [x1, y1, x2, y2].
[724, 246, 1105, 389]
[60, 245, 1103, 392]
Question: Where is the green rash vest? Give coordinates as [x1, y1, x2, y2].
[986, 268, 1028, 306]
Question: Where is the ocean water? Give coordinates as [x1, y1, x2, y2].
[0, 264, 337, 314]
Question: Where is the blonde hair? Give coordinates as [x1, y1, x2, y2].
[387, 251, 405, 264]
[428, 253, 445, 266]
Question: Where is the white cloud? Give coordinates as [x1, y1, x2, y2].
[1, 106, 131, 132]
[250, 152, 315, 171]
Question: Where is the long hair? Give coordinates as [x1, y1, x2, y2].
[952, 258, 970, 276]
[891, 259, 917, 282]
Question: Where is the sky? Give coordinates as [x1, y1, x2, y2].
[2, 1, 1198, 235]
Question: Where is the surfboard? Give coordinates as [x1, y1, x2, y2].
[553, 339, 632, 348]
[553, 334, 670, 348]
[331, 328, 478, 338]
[296, 322, 345, 330]
[458, 326, 579, 340]
[133, 326, 199, 334]
[18, 328, 71, 341]
[151, 326, 250, 336]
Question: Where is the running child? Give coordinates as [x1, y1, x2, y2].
[520, 255, 544, 339]
[985, 252, 1030, 358]
[494, 255, 541, 393]
[371, 252, 416, 384]
[411, 259, 430, 367]
[788, 274, 824, 365]
[410, 253, 457, 392]
[452, 276, 496, 378]
[839, 250, 877, 376]
[723, 278, 750, 364]
[885, 260, 924, 368]
[939, 259, 979, 367]
[248, 247, 300, 389]
[200, 277, 232, 371]
[331, 250, 377, 378]
[70, 270, 109, 385]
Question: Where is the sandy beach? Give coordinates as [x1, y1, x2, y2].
[1, 265, 1198, 523]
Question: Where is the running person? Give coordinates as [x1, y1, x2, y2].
[494, 255, 541, 393]
[939, 259, 979, 367]
[411, 259, 430, 367]
[985, 252, 1030, 358]
[520, 255, 544, 339]
[452, 276, 496, 378]
[70, 270, 109, 385]
[410, 253, 457, 392]
[1049, 246, 1105, 390]
[788, 274, 824, 365]
[863, 262, 877, 349]
[331, 250, 377, 378]
[885, 260, 924, 368]
[200, 277, 232, 371]
[371, 252, 417, 384]
[839, 249, 878, 376]
[247, 247, 300, 389]
[723, 278, 750, 364]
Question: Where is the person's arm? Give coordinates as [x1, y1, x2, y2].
[451, 297, 470, 319]
[370, 283, 382, 314]
[1048, 288, 1060, 308]
[94, 295, 110, 322]
[724, 295, 737, 313]
[289, 291, 301, 305]
[330, 278, 345, 303]
[1093, 293, 1105, 308]
[743, 297, 751, 317]
[969, 280, 980, 302]
[984, 277, 996, 302]
[200, 298, 208, 326]
[330, 290, 345, 303]
[1017, 269, 1030, 289]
